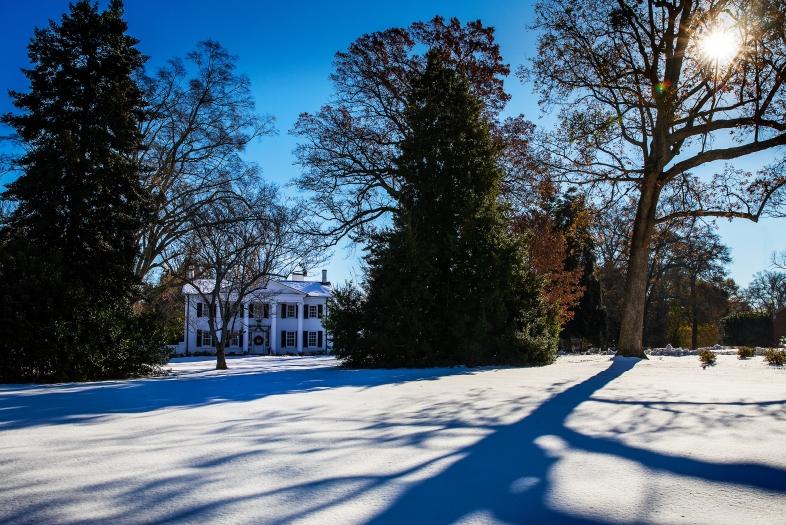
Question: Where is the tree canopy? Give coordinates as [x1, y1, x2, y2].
[527, 0, 786, 356]
[331, 53, 558, 367]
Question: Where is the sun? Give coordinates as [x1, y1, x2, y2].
[699, 24, 741, 66]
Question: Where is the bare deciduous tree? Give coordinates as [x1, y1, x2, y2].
[292, 16, 513, 243]
[135, 40, 274, 283]
[527, 0, 786, 356]
[164, 185, 324, 370]
[772, 250, 786, 270]
[744, 270, 786, 313]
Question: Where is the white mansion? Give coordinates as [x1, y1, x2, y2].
[177, 270, 332, 356]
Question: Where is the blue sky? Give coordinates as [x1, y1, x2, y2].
[0, 1, 782, 286]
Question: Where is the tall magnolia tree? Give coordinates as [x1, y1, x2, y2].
[528, 0, 786, 357]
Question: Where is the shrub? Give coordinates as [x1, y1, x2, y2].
[763, 349, 786, 367]
[698, 349, 716, 369]
[324, 283, 369, 366]
[0, 298, 169, 383]
[737, 347, 755, 360]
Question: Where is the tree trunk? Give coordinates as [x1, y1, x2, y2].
[690, 273, 698, 350]
[617, 179, 661, 359]
[216, 342, 228, 370]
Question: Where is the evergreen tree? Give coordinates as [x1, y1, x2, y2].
[0, 1, 166, 382]
[338, 53, 558, 367]
[2, 0, 145, 297]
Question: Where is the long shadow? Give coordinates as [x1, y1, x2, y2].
[0, 358, 474, 430]
[364, 358, 786, 524]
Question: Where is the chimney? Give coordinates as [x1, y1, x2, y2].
[321, 269, 328, 284]
[291, 271, 305, 282]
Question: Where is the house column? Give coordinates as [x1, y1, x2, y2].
[297, 299, 304, 354]
[270, 300, 278, 354]
[184, 295, 191, 355]
[242, 299, 249, 353]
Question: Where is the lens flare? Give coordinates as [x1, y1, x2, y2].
[700, 25, 740, 66]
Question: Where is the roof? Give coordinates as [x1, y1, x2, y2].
[277, 280, 333, 298]
[181, 279, 217, 295]
[182, 278, 332, 298]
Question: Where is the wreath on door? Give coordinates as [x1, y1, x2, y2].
[253, 335, 264, 346]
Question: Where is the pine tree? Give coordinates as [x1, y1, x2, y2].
[344, 52, 558, 367]
[0, 1, 166, 382]
[2, 0, 146, 298]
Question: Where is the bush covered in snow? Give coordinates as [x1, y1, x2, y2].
[737, 347, 755, 360]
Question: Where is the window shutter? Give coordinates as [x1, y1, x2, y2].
[304, 305, 309, 319]
[295, 304, 299, 318]
[318, 304, 323, 319]
[318, 331, 323, 348]
[197, 303, 203, 318]
[281, 303, 286, 319]
[264, 303, 269, 318]
[281, 330, 286, 348]
[303, 331, 308, 347]
[197, 329, 202, 347]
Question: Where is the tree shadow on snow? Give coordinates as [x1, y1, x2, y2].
[353, 358, 786, 524]
[3, 357, 786, 524]
[0, 357, 475, 430]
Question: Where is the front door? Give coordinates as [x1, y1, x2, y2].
[251, 329, 269, 354]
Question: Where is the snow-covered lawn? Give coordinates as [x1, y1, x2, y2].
[1, 355, 785, 524]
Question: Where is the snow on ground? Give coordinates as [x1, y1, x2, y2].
[0, 355, 785, 524]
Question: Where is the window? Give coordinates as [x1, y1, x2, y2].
[197, 329, 213, 347]
[308, 305, 318, 319]
[199, 303, 216, 318]
[230, 332, 240, 347]
[308, 331, 317, 348]
[286, 331, 296, 347]
[287, 304, 297, 318]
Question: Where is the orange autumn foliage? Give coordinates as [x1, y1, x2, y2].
[515, 184, 586, 325]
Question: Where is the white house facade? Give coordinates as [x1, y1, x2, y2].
[177, 270, 332, 356]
